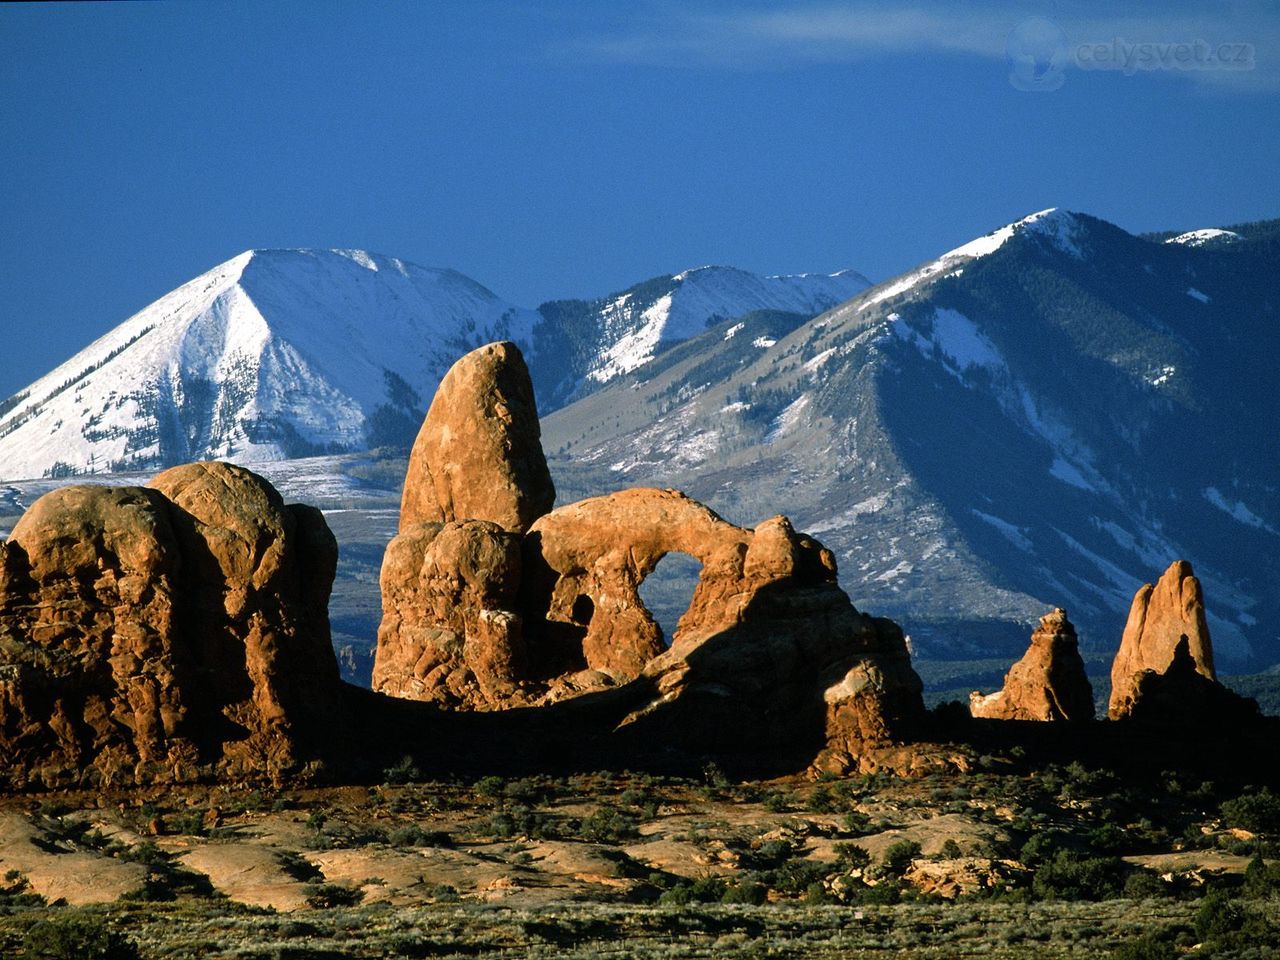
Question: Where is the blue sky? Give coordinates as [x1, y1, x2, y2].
[1, 0, 1277, 398]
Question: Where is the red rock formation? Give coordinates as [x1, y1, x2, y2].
[970, 609, 1094, 721]
[372, 519, 526, 708]
[399, 341, 554, 535]
[1108, 560, 1215, 720]
[0, 462, 343, 788]
[374, 341, 926, 766]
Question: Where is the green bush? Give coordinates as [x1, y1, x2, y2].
[842, 810, 873, 835]
[720, 880, 767, 904]
[303, 883, 365, 909]
[1222, 788, 1280, 834]
[881, 839, 922, 877]
[1195, 888, 1246, 942]
[382, 756, 422, 785]
[854, 880, 901, 905]
[22, 917, 139, 960]
[387, 825, 451, 848]
[1031, 850, 1127, 901]
[1019, 829, 1069, 867]
[1122, 870, 1168, 900]
[657, 885, 692, 906]
[578, 807, 640, 844]
[1243, 853, 1280, 898]
[833, 842, 871, 870]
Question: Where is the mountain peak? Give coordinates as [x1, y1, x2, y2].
[941, 208, 1084, 262]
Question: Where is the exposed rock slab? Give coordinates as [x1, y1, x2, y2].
[1109, 560, 1217, 720]
[399, 341, 554, 534]
[177, 843, 313, 912]
[0, 461, 344, 787]
[0, 811, 147, 905]
[970, 609, 1093, 721]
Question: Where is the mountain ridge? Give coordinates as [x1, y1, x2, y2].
[541, 208, 1280, 667]
[0, 250, 863, 482]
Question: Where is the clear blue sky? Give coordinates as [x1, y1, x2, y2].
[2, 1, 1277, 398]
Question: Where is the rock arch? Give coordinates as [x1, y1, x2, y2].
[522, 489, 756, 680]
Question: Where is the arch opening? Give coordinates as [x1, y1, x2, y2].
[637, 551, 703, 647]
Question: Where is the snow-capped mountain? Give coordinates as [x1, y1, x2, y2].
[543, 211, 1280, 667]
[530, 265, 871, 408]
[0, 252, 869, 482]
[0, 249, 539, 480]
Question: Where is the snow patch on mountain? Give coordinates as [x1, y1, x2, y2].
[585, 266, 870, 383]
[765, 394, 810, 444]
[1204, 487, 1275, 533]
[971, 509, 1034, 551]
[1166, 228, 1241, 247]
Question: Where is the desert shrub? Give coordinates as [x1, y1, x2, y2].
[657, 884, 693, 906]
[22, 917, 139, 960]
[720, 880, 767, 904]
[769, 857, 830, 895]
[752, 839, 794, 868]
[387, 825, 451, 848]
[842, 810, 873, 835]
[1222, 789, 1280, 835]
[1196, 888, 1247, 942]
[1019, 830, 1070, 867]
[1112, 933, 1176, 958]
[1089, 823, 1131, 855]
[833, 842, 871, 870]
[940, 838, 963, 859]
[303, 883, 365, 909]
[762, 791, 790, 813]
[577, 807, 640, 844]
[1243, 853, 1280, 898]
[166, 809, 209, 837]
[487, 805, 549, 839]
[277, 851, 324, 883]
[1032, 850, 1127, 901]
[1123, 870, 1169, 900]
[382, 756, 422, 785]
[803, 881, 830, 904]
[881, 839, 922, 877]
[807, 786, 835, 813]
[618, 788, 646, 807]
[852, 880, 901, 905]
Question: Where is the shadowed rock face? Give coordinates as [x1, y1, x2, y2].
[970, 609, 1093, 722]
[374, 343, 927, 768]
[399, 341, 555, 535]
[0, 462, 343, 788]
[1109, 560, 1216, 720]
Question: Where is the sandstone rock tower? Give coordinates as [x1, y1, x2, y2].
[970, 608, 1093, 721]
[1108, 560, 1215, 720]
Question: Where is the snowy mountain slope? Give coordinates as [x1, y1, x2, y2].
[530, 265, 870, 408]
[542, 210, 1280, 666]
[0, 252, 869, 482]
[0, 249, 540, 481]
